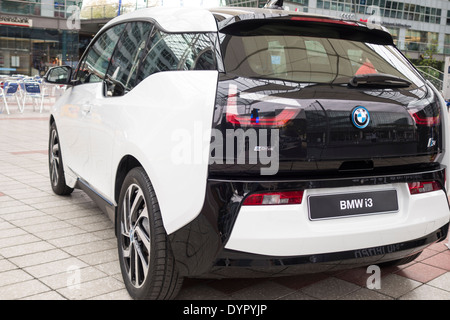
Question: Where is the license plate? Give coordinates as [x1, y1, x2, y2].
[308, 189, 398, 220]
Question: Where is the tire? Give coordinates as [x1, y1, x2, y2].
[117, 167, 183, 300]
[49, 122, 74, 196]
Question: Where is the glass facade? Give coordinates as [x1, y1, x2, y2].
[224, 0, 309, 8]
[404, 30, 438, 52]
[445, 34, 450, 55]
[0, 26, 78, 76]
[0, 0, 81, 18]
[0, 0, 81, 76]
[224, 0, 263, 7]
[315, 0, 442, 24]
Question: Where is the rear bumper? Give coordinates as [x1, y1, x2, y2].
[168, 167, 449, 277]
[210, 223, 448, 278]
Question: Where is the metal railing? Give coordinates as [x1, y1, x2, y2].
[415, 65, 444, 91]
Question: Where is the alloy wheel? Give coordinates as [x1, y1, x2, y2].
[119, 183, 151, 288]
[49, 129, 60, 187]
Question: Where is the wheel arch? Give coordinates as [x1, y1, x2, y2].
[114, 155, 143, 204]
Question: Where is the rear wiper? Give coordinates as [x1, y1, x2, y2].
[348, 73, 412, 88]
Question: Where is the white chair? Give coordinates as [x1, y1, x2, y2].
[22, 81, 46, 113]
[0, 81, 22, 114]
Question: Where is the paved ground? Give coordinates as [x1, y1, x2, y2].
[0, 104, 449, 301]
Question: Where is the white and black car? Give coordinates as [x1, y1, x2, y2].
[44, 6, 450, 300]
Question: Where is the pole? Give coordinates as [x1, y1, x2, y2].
[118, 0, 122, 16]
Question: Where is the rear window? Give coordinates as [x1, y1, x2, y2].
[220, 20, 424, 87]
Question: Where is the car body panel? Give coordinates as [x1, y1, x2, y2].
[109, 70, 219, 234]
[52, 70, 219, 234]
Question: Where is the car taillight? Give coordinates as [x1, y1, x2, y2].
[410, 112, 440, 126]
[290, 16, 358, 26]
[226, 84, 298, 127]
[408, 181, 441, 195]
[243, 191, 304, 205]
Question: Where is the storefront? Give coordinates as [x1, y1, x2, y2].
[0, 0, 81, 76]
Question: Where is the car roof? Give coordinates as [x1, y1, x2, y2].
[102, 6, 218, 33]
[101, 6, 386, 34]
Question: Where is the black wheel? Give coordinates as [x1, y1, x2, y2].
[117, 167, 183, 300]
[49, 122, 74, 196]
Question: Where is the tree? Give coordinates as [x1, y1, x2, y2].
[415, 40, 444, 72]
[80, 0, 134, 19]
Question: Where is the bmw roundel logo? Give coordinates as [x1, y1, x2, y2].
[351, 106, 370, 129]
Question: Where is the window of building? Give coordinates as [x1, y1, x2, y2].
[0, 0, 82, 18]
[444, 34, 450, 55]
[288, 0, 309, 5]
[405, 30, 438, 52]
[321, 0, 442, 25]
[386, 27, 399, 45]
[0, 25, 79, 76]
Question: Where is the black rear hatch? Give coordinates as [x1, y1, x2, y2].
[209, 15, 442, 178]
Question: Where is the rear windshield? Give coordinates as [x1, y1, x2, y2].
[220, 21, 424, 87]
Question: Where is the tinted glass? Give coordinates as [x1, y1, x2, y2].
[106, 22, 152, 96]
[137, 31, 217, 84]
[75, 23, 125, 84]
[220, 22, 423, 87]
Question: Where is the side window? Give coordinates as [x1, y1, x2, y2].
[137, 30, 217, 84]
[105, 22, 152, 96]
[74, 23, 126, 84]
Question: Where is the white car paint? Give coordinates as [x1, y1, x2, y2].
[53, 71, 218, 234]
[100, 6, 218, 33]
[226, 183, 450, 256]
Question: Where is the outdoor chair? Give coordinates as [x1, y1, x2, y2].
[22, 81, 47, 113]
[0, 81, 22, 114]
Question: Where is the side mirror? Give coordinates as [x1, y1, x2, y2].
[43, 66, 73, 85]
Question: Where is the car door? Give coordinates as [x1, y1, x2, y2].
[62, 23, 126, 187]
[87, 21, 153, 199]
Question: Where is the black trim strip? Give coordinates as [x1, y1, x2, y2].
[75, 178, 116, 222]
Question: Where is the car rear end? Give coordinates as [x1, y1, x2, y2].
[168, 9, 450, 277]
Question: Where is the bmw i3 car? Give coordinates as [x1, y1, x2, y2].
[44, 6, 450, 300]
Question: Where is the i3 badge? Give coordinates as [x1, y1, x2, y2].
[351, 106, 370, 129]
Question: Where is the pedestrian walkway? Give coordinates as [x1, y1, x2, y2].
[0, 109, 449, 300]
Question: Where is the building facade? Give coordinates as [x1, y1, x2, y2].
[2, 0, 449, 77]
[0, 0, 82, 76]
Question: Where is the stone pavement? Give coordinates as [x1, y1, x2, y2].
[0, 108, 449, 300]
